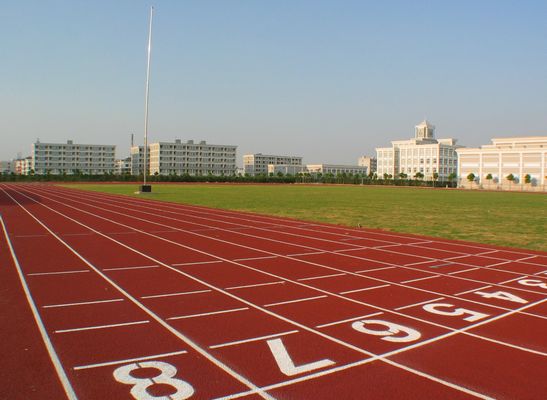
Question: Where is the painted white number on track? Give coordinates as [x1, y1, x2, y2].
[113, 361, 194, 400]
[351, 319, 421, 343]
[474, 290, 528, 304]
[517, 279, 547, 290]
[423, 303, 489, 322]
[267, 338, 335, 376]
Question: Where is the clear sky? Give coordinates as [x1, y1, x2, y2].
[2, 0, 546, 165]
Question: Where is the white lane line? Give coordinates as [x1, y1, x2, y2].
[27, 269, 90, 276]
[447, 267, 480, 275]
[497, 275, 529, 285]
[14, 233, 49, 238]
[0, 215, 78, 400]
[355, 266, 396, 273]
[5, 187, 274, 400]
[394, 297, 445, 311]
[232, 255, 278, 262]
[74, 350, 189, 370]
[263, 295, 327, 308]
[454, 285, 492, 296]
[55, 320, 150, 334]
[401, 275, 440, 284]
[171, 260, 223, 266]
[297, 273, 347, 282]
[225, 281, 285, 290]
[209, 330, 299, 349]
[339, 284, 390, 295]
[167, 307, 250, 320]
[43, 298, 124, 309]
[141, 289, 212, 299]
[315, 312, 384, 329]
[534, 270, 547, 276]
[102, 265, 159, 272]
[60, 232, 94, 236]
[287, 251, 326, 257]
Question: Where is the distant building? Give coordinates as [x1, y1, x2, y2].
[306, 164, 368, 176]
[357, 156, 377, 174]
[267, 164, 306, 175]
[243, 153, 302, 176]
[32, 140, 116, 175]
[457, 136, 547, 190]
[0, 161, 13, 174]
[115, 157, 132, 175]
[376, 120, 461, 180]
[132, 139, 237, 176]
[15, 157, 33, 175]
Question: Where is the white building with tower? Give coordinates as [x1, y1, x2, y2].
[457, 136, 547, 190]
[376, 120, 461, 180]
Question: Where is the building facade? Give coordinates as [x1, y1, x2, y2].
[243, 153, 302, 176]
[357, 156, 377, 174]
[32, 140, 116, 175]
[306, 164, 368, 176]
[457, 136, 547, 191]
[115, 157, 132, 175]
[267, 164, 306, 175]
[132, 139, 237, 176]
[376, 120, 461, 180]
[0, 161, 14, 174]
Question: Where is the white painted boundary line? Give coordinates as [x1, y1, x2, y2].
[354, 266, 396, 273]
[141, 289, 212, 299]
[315, 312, 384, 329]
[167, 307, 250, 321]
[43, 298, 124, 309]
[1, 187, 274, 400]
[297, 273, 347, 281]
[339, 284, 390, 295]
[73, 350, 189, 371]
[21, 186, 547, 390]
[401, 275, 440, 284]
[394, 297, 445, 311]
[55, 320, 150, 334]
[454, 286, 492, 296]
[27, 269, 90, 276]
[263, 295, 327, 308]
[232, 255, 278, 262]
[447, 267, 480, 275]
[209, 330, 299, 349]
[225, 281, 284, 290]
[102, 265, 159, 272]
[0, 214, 78, 400]
[171, 260, 223, 267]
[497, 275, 529, 285]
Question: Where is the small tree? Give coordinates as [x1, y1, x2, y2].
[414, 172, 424, 180]
[524, 174, 531, 184]
[399, 172, 407, 180]
[432, 172, 439, 187]
[485, 173, 493, 189]
[506, 173, 515, 190]
[466, 173, 476, 187]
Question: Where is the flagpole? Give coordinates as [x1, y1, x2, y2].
[141, 6, 153, 192]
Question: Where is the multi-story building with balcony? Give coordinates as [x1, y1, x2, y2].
[131, 139, 237, 176]
[306, 164, 368, 176]
[243, 153, 302, 176]
[357, 156, 377, 174]
[32, 140, 116, 175]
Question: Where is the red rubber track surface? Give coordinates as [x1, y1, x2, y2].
[0, 183, 545, 400]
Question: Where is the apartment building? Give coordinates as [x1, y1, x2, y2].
[267, 164, 306, 175]
[32, 140, 116, 175]
[357, 156, 377, 174]
[306, 164, 368, 175]
[132, 139, 237, 176]
[0, 161, 13, 174]
[457, 136, 547, 190]
[115, 157, 132, 175]
[15, 157, 33, 175]
[243, 153, 302, 176]
[376, 120, 461, 180]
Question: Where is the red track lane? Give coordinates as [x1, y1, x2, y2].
[1, 183, 546, 400]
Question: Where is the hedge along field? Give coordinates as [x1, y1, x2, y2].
[63, 183, 547, 252]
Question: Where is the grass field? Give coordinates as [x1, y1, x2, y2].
[63, 183, 547, 252]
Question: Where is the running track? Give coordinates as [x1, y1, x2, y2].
[1, 183, 546, 399]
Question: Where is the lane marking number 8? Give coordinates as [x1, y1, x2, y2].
[114, 361, 194, 400]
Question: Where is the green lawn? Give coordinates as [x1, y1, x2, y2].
[63, 183, 547, 252]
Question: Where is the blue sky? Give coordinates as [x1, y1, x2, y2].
[2, 0, 546, 164]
